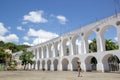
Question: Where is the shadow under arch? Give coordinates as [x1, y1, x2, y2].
[72, 34, 81, 55]
[37, 60, 40, 70]
[85, 56, 97, 71]
[62, 58, 69, 71]
[42, 60, 45, 70]
[47, 60, 51, 71]
[102, 54, 120, 72]
[71, 57, 80, 71]
[53, 59, 58, 71]
[62, 38, 70, 56]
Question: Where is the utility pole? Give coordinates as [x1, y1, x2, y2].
[113, 0, 120, 17]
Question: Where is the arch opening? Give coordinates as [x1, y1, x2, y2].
[62, 39, 70, 56]
[72, 57, 80, 71]
[54, 42, 59, 57]
[72, 35, 82, 55]
[53, 59, 58, 71]
[42, 60, 45, 70]
[90, 57, 97, 71]
[88, 32, 97, 53]
[103, 26, 119, 51]
[37, 60, 40, 70]
[103, 54, 120, 72]
[62, 58, 69, 71]
[47, 60, 51, 71]
[85, 56, 97, 71]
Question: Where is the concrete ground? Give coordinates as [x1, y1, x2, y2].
[0, 71, 120, 80]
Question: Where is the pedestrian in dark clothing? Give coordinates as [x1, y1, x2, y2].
[77, 60, 82, 77]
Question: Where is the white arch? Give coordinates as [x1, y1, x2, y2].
[37, 60, 40, 70]
[62, 38, 70, 56]
[62, 58, 69, 71]
[47, 60, 51, 71]
[71, 57, 80, 71]
[85, 56, 97, 71]
[42, 60, 45, 70]
[53, 59, 58, 71]
[102, 53, 120, 72]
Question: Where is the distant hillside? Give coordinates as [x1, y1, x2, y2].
[0, 41, 30, 53]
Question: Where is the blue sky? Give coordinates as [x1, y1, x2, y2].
[0, 0, 119, 46]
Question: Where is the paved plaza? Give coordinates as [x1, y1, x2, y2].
[0, 71, 120, 80]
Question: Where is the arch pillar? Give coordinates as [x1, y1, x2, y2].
[81, 62, 86, 71]
[58, 60, 62, 71]
[46, 45, 49, 58]
[41, 47, 44, 58]
[116, 25, 120, 48]
[96, 31, 105, 52]
[52, 43, 56, 57]
[68, 62, 72, 71]
[54, 42, 59, 57]
[60, 40, 64, 57]
[97, 62, 104, 72]
[37, 48, 39, 59]
[69, 38, 74, 55]
[50, 63, 54, 71]
[81, 36, 88, 54]
[96, 54, 104, 72]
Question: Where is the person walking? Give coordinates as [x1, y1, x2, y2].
[77, 60, 82, 77]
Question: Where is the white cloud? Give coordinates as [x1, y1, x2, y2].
[0, 34, 19, 43]
[23, 36, 29, 41]
[114, 37, 118, 42]
[23, 42, 33, 46]
[24, 28, 59, 45]
[23, 10, 48, 23]
[88, 40, 92, 43]
[0, 22, 8, 35]
[17, 26, 25, 31]
[56, 15, 67, 24]
[32, 37, 49, 45]
[27, 28, 58, 38]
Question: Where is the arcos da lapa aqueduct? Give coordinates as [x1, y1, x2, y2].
[18, 14, 120, 72]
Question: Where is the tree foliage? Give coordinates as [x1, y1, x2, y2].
[0, 48, 12, 63]
[89, 39, 97, 53]
[19, 50, 34, 70]
[0, 41, 30, 53]
[105, 39, 119, 50]
[89, 39, 119, 53]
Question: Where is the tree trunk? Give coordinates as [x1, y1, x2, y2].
[24, 65, 26, 70]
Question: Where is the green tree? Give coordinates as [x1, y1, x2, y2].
[0, 48, 12, 70]
[89, 39, 119, 52]
[0, 41, 30, 53]
[0, 41, 5, 48]
[89, 39, 97, 53]
[19, 50, 34, 70]
[66, 47, 69, 55]
[105, 39, 119, 51]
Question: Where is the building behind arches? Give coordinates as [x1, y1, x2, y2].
[14, 14, 120, 72]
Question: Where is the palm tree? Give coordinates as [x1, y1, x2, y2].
[89, 38, 97, 53]
[89, 39, 119, 52]
[105, 39, 119, 51]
